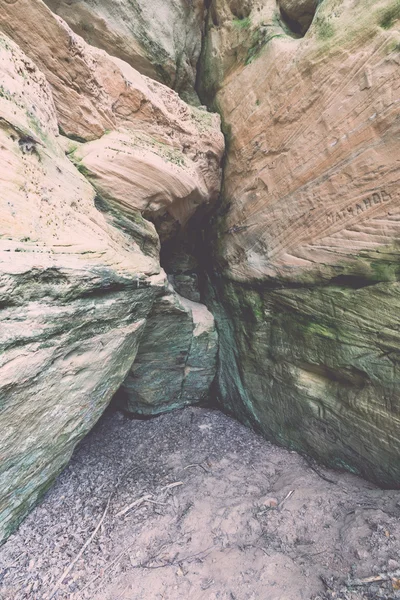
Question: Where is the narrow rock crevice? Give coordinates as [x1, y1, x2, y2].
[277, 0, 320, 37]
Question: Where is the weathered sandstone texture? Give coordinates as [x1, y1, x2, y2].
[201, 0, 400, 486]
[118, 290, 218, 416]
[0, 1, 223, 544]
[43, 0, 205, 104]
[0, 31, 160, 543]
[0, 0, 223, 239]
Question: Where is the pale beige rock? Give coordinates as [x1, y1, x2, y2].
[202, 0, 400, 486]
[0, 31, 165, 544]
[0, 1, 224, 542]
[0, 0, 224, 158]
[205, 0, 400, 283]
[0, 0, 224, 240]
[43, 0, 205, 103]
[68, 126, 221, 240]
[119, 289, 218, 416]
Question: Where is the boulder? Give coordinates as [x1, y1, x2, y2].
[118, 290, 218, 416]
[43, 0, 205, 104]
[66, 118, 223, 243]
[0, 31, 164, 543]
[0, 1, 223, 543]
[0, 0, 224, 239]
[0, 0, 223, 147]
[201, 0, 400, 486]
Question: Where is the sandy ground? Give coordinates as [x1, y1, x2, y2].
[1, 407, 400, 600]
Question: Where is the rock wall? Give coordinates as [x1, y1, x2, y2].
[200, 0, 400, 487]
[0, 30, 159, 542]
[43, 0, 205, 104]
[118, 290, 218, 416]
[0, 0, 223, 544]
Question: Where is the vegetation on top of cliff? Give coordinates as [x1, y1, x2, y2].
[245, 27, 285, 65]
[379, 0, 400, 29]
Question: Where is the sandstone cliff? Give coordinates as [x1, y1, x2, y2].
[43, 0, 205, 104]
[0, 0, 223, 543]
[200, 0, 400, 486]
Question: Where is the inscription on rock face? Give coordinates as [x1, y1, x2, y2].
[327, 190, 392, 225]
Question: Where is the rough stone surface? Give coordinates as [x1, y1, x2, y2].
[0, 31, 165, 543]
[0, 2, 222, 544]
[67, 120, 223, 243]
[0, 1, 224, 148]
[43, 0, 205, 104]
[119, 290, 218, 416]
[201, 0, 400, 486]
[0, 0, 223, 243]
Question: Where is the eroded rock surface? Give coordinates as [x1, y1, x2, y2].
[0, 0, 224, 240]
[119, 291, 218, 416]
[0, 31, 164, 543]
[0, 1, 223, 544]
[201, 0, 400, 486]
[43, 0, 205, 104]
[1, 0, 399, 554]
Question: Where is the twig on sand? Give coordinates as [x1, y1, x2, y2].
[47, 465, 138, 599]
[161, 481, 183, 491]
[184, 463, 210, 473]
[134, 545, 215, 570]
[47, 495, 112, 599]
[348, 570, 400, 587]
[303, 457, 337, 485]
[279, 490, 294, 508]
[80, 543, 136, 595]
[85, 543, 215, 595]
[115, 494, 152, 518]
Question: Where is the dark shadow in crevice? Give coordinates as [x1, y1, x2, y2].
[279, 5, 306, 36]
[229, 1, 251, 21]
[328, 274, 379, 290]
[277, 0, 320, 38]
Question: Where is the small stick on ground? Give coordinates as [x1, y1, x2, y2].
[47, 495, 112, 600]
[184, 463, 209, 473]
[349, 570, 400, 586]
[303, 457, 337, 485]
[116, 494, 152, 518]
[47, 465, 138, 599]
[279, 490, 294, 508]
[135, 545, 215, 570]
[161, 482, 183, 491]
[80, 543, 135, 595]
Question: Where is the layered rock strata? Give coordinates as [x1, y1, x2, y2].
[0, 31, 159, 542]
[118, 290, 218, 416]
[0, 0, 223, 543]
[43, 0, 205, 104]
[201, 0, 400, 486]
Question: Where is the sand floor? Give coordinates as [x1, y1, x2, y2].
[1, 407, 400, 600]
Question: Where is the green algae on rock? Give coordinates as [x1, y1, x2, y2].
[200, 0, 400, 487]
[117, 290, 218, 416]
